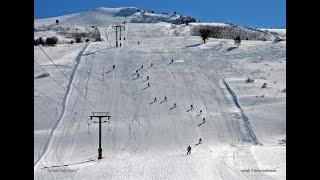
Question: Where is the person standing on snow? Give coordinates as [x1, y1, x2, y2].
[187, 146, 192, 155]
[199, 138, 202, 144]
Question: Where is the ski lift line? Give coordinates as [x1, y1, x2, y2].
[35, 90, 94, 162]
[37, 46, 99, 112]
[34, 88, 93, 120]
[34, 60, 67, 90]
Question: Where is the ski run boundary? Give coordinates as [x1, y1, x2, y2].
[222, 80, 261, 145]
[34, 43, 92, 169]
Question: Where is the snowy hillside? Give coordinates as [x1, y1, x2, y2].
[34, 7, 286, 180]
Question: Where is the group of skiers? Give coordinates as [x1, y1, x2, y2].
[130, 61, 207, 156]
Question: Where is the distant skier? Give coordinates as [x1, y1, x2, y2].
[120, 43, 122, 47]
[190, 105, 194, 110]
[147, 76, 149, 80]
[164, 96, 167, 101]
[141, 65, 143, 69]
[138, 41, 140, 45]
[150, 63, 153, 67]
[200, 110, 202, 113]
[148, 83, 150, 87]
[136, 70, 138, 74]
[198, 138, 202, 144]
[171, 59, 174, 64]
[187, 146, 192, 155]
[137, 73, 139, 78]
[154, 97, 157, 102]
[173, 103, 176, 108]
[202, 118, 206, 123]
[113, 65, 115, 70]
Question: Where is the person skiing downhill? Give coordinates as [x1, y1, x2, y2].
[187, 146, 192, 155]
[136, 70, 138, 73]
[164, 96, 167, 101]
[173, 103, 176, 108]
[171, 59, 174, 63]
[199, 138, 202, 144]
[150, 63, 153, 67]
[200, 110, 202, 113]
[154, 97, 157, 102]
[203, 118, 206, 123]
[141, 65, 143, 69]
[191, 105, 194, 110]
[147, 76, 149, 80]
[113, 65, 115, 70]
[148, 83, 150, 87]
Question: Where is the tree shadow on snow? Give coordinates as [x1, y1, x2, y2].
[227, 46, 238, 51]
[186, 43, 201, 48]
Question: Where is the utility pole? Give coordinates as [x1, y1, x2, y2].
[113, 25, 121, 47]
[89, 112, 111, 160]
[119, 25, 125, 40]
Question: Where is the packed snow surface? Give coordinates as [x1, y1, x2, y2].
[34, 7, 286, 180]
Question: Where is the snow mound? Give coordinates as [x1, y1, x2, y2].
[114, 7, 140, 17]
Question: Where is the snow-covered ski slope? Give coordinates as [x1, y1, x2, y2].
[34, 7, 286, 179]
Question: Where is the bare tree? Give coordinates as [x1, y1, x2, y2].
[199, 28, 211, 43]
[234, 36, 241, 46]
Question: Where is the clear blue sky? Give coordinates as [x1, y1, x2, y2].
[34, 0, 285, 28]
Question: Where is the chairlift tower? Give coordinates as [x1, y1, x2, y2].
[89, 112, 111, 159]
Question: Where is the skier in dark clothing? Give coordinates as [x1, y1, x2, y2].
[113, 65, 115, 70]
[154, 97, 157, 102]
[136, 70, 138, 73]
[187, 146, 192, 155]
[141, 65, 143, 69]
[147, 76, 149, 80]
[199, 138, 202, 144]
[173, 103, 176, 108]
[164, 96, 167, 101]
[138, 41, 140, 45]
[148, 83, 150, 87]
[203, 118, 206, 123]
[191, 105, 194, 110]
[137, 73, 139, 78]
[171, 59, 174, 63]
[150, 63, 153, 67]
[200, 110, 202, 113]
